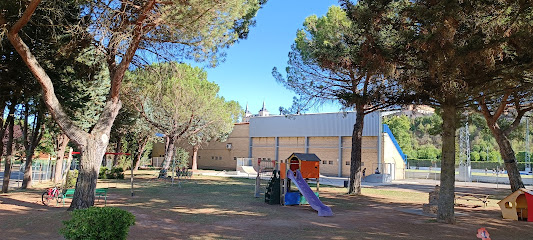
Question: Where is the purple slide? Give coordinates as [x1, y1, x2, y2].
[287, 169, 333, 217]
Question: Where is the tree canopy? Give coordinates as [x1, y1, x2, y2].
[124, 62, 241, 170]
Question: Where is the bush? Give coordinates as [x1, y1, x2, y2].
[99, 167, 108, 179]
[108, 167, 124, 179]
[98, 167, 124, 179]
[60, 207, 135, 240]
[65, 170, 78, 189]
[407, 159, 440, 168]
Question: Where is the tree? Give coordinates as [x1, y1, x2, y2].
[1, 97, 17, 193]
[273, 3, 408, 194]
[124, 62, 240, 172]
[20, 98, 46, 189]
[477, 90, 533, 191]
[396, 0, 533, 223]
[384, 115, 415, 157]
[188, 100, 241, 171]
[1, 0, 265, 209]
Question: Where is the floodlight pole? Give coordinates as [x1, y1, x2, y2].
[526, 117, 531, 172]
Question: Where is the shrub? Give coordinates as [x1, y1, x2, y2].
[107, 167, 124, 179]
[60, 207, 135, 240]
[65, 170, 78, 189]
[98, 167, 124, 179]
[99, 167, 108, 179]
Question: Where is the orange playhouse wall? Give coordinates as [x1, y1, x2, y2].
[280, 160, 320, 179]
[301, 161, 319, 179]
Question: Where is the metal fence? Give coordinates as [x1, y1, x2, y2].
[2, 159, 78, 188]
[404, 163, 533, 187]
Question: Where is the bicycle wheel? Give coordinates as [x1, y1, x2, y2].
[42, 192, 54, 206]
[56, 193, 64, 205]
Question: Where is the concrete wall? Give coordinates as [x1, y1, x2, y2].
[383, 133, 406, 180]
[249, 135, 379, 177]
[196, 123, 250, 170]
[151, 112, 406, 180]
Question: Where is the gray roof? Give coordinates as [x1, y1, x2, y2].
[288, 153, 321, 162]
[250, 111, 380, 137]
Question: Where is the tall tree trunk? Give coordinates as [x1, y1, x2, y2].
[478, 96, 525, 192]
[2, 114, 15, 193]
[0, 101, 7, 160]
[162, 136, 176, 170]
[437, 103, 457, 224]
[21, 154, 34, 189]
[348, 105, 365, 195]
[113, 135, 123, 167]
[134, 136, 148, 170]
[490, 128, 524, 192]
[21, 105, 44, 189]
[69, 136, 108, 210]
[54, 133, 69, 183]
[61, 148, 74, 185]
[192, 144, 199, 171]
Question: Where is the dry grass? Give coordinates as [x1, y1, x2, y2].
[0, 170, 532, 240]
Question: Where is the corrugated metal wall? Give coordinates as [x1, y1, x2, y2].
[249, 111, 380, 137]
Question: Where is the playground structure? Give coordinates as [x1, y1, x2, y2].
[254, 158, 277, 198]
[262, 153, 332, 217]
[498, 188, 533, 221]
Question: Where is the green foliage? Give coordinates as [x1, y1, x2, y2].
[99, 167, 124, 179]
[516, 151, 531, 162]
[65, 170, 78, 189]
[273, 3, 407, 112]
[470, 151, 480, 161]
[59, 207, 135, 240]
[489, 151, 500, 162]
[99, 167, 108, 179]
[479, 151, 488, 161]
[416, 145, 440, 160]
[384, 116, 414, 157]
[87, 0, 264, 67]
[174, 148, 190, 169]
[124, 62, 241, 165]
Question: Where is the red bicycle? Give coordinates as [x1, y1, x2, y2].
[42, 186, 63, 206]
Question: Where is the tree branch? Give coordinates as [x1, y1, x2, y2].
[3, 0, 89, 147]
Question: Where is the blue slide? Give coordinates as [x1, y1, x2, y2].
[287, 169, 333, 217]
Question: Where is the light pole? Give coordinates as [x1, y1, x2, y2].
[526, 116, 531, 172]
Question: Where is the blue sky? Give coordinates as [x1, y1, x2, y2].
[204, 0, 341, 115]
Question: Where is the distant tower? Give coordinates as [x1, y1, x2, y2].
[243, 103, 253, 122]
[244, 103, 252, 118]
[258, 101, 270, 117]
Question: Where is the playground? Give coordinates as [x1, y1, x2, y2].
[0, 170, 531, 240]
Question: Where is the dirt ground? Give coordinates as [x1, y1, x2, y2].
[0, 172, 531, 240]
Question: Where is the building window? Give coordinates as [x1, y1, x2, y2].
[211, 156, 214, 160]
[198, 156, 201, 159]
[234, 157, 237, 161]
[220, 156, 223, 160]
[346, 161, 350, 165]
[328, 161, 333, 165]
[322, 161, 327, 165]
[267, 158, 271, 161]
[361, 162, 365, 166]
